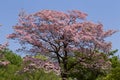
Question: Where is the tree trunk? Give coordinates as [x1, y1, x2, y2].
[61, 71, 68, 80]
[61, 58, 68, 80]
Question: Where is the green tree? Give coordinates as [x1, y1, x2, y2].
[103, 55, 120, 80]
[1, 49, 23, 66]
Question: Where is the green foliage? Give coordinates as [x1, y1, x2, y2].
[33, 54, 48, 61]
[67, 51, 110, 80]
[108, 49, 118, 56]
[0, 64, 61, 80]
[0, 64, 21, 80]
[16, 69, 61, 80]
[101, 55, 120, 80]
[68, 64, 105, 80]
[1, 49, 120, 80]
[0, 49, 61, 80]
[103, 67, 120, 80]
[109, 56, 120, 68]
[3, 49, 23, 66]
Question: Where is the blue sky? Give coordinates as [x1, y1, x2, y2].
[0, 0, 120, 55]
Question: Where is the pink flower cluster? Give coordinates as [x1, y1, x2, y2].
[0, 42, 8, 51]
[0, 60, 10, 67]
[22, 56, 60, 75]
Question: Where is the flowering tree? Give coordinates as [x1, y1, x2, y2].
[8, 10, 116, 80]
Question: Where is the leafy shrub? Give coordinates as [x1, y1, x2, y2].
[3, 49, 23, 66]
[0, 64, 61, 80]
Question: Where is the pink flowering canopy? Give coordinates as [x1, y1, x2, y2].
[8, 10, 116, 54]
